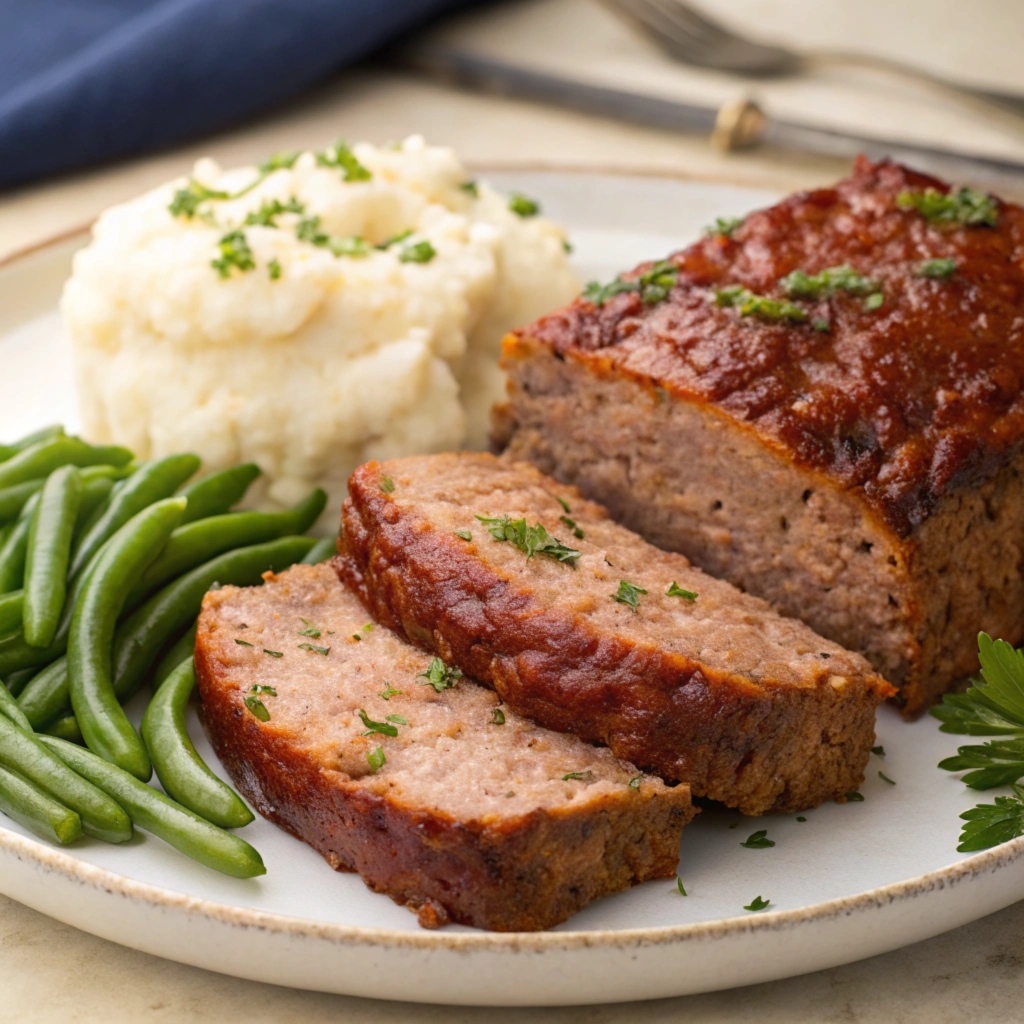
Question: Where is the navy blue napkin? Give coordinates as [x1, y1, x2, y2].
[0, 0, 475, 190]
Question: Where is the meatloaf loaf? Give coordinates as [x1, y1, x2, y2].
[335, 453, 892, 815]
[195, 562, 693, 932]
[497, 156, 1024, 716]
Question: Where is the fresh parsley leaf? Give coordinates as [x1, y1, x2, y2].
[379, 683, 403, 700]
[864, 292, 884, 311]
[295, 215, 370, 258]
[562, 771, 593, 782]
[934, 634, 1024, 737]
[582, 276, 638, 306]
[316, 139, 371, 181]
[559, 514, 584, 539]
[235, 638, 254, 647]
[846, 792, 865, 802]
[244, 196, 304, 227]
[676, 877, 687, 896]
[744, 896, 770, 912]
[917, 257, 957, 279]
[492, 707, 505, 725]
[250, 685, 277, 696]
[262, 649, 284, 658]
[386, 714, 408, 725]
[379, 475, 395, 494]
[459, 180, 479, 197]
[298, 642, 330, 655]
[258, 150, 300, 174]
[613, 580, 647, 612]
[583, 260, 679, 307]
[168, 180, 231, 219]
[357, 708, 398, 737]
[244, 695, 270, 721]
[211, 230, 256, 279]
[812, 318, 830, 332]
[666, 581, 698, 601]
[398, 240, 436, 264]
[629, 775, 642, 790]
[454, 530, 472, 541]
[508, 193, 540, 217]
[420, 657, 462, 692]
[706, 216, 744, 238]
[555, 496, 571, 513]
[298, 618, 321, 639]
[714, 286, 807, 324]
[367, 746, 386, 773]
[878, 771, 896, 785]
[872, 745, 886, 756]
[897, 186, 998, 227]
[740, 829, 775, 849]
[957, 784, 1024, 851]
[780, 264, 880, 300]
[475, 515, 580, 566]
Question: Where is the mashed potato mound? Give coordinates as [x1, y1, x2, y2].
[62, 136, 579, 523]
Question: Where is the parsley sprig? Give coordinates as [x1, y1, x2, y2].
[897, 186, 998, 227]
[168, 150, 300, 220]
[211, 230, 255, 278]
[420, 657, 462, 693]
[475, 515, 580, 566]
[957, 784, 1024, 852]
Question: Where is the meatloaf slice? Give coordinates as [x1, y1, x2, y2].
[497, 156, 1024, 716]
[336, 453, 892, 815]
[195, 563, 693, 932]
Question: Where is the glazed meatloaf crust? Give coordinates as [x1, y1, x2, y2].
[336, 453, 892, 815]
[498, 157, 1024, 715]
[195, 563, 693, 932]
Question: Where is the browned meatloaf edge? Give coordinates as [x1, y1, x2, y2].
[196, 564, 694, 932]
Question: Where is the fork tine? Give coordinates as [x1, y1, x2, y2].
[644, 0, 737, 48]
[612, 0, 715, 60]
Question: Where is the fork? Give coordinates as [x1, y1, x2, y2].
[603, 0, 1024, 127]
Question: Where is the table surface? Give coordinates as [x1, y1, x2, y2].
[2, 16, 1023, 1021]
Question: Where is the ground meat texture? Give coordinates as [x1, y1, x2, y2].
[497, 156, 1024, 716]
[195, 563, 693, 932]
[336, 453, 892, 815]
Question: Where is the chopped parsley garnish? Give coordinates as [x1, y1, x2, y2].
[957, 783, 1024, 852]
[812, 318, 830, 333]
[459, 180, 479, 197]
[366, 746, 386, 773]
[268, 258, 282, 280]
[613, 580, 647, 612]
[559, 514, 584, 539]
[706, 216, 744, 238]
[378, 229, 412, 249]
[917, 257, 957, 279]
[295, 215, 371, 258]
[897, 186, 998, 227]
[244, 196, 304, 227]
[420, 657, 462, 692]
[863, 292, 884, 311]
[714, 285, 807, 324]
[475, 515, 580, 566]
[846, 791, 865, 802]
[169, 180, 230, 219]
[379, 684, 403, 700]
[796, 816, 807, 822]
[398, 240, 437, 264]
[243, 695, 270, 721]
[740, 829, 775, 849]
[676, 877, 687, 896]
[508, 193, 540, 217]
[744, 896, 770, 912]
[298, 618, 321, 639]
[357, 708, 398, 737]
[879, 771, 896, 785]
[316, 139, 371, 181]
[555, 496, 571, 513]
[666, 581, 698, 601]
[235, 638, 254, 647]
[386, 714, 408, 725]
[562, 771, 593, 782]
[263, 649, 284, 658]
[211, 230, 256, 279]
[379, 475, 395, 494]
[629, 775, 642, 790]
[492, 707, 506, 725]
[780, 264, 880, 300]
[562, 238, 573, 254]
[454, 530, 473, 541]
[583, 260, 680, 307]
[251, 684, 277, 696]
[298, 642, 330, 655]
[258, 150, 300, 174]
[872, 745, 886, 756]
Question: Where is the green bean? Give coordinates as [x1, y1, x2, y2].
[0, 425, 64, 465]
[24, 466, 82, 649]
[126, 488, 327, 609]
[69, 498, 187, 781]
[142, 659, 254, 829]
[69, 454, 200, 580]
[301, 536, 338, 564]
[0, 590, 22, 637]
[152, 623, 197, 691]
[0, 436, 132, 492]
[0, 763, 81, 845]
[17, 657, 68, 730]
[39, 735, 265, 878]
[0, 713, 131, 842]
[177, 463, 260, 525]
[43, 714, 83, 745]
[113, 535, 315, 703]
[4, 668, 35, 698]
[75, 475, 114, 534]
[0, 679, 32, 732]
[0, 478, 45, 525]
[0, 524, 11, 551]
[0, 492, 40, 595]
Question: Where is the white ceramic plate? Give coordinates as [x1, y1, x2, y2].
[0, 171, 1020, 1007]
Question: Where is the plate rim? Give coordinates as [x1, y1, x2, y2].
[1, 170, 1017, 954]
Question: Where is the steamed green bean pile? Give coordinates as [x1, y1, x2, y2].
[0, 424, 331, 877]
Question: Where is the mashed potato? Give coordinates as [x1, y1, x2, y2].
[61, 136, 579, 524]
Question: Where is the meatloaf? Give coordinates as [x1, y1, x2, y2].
[195, 562, 693, 932]
[335, 453, 892, 815]
[497, 156, 1024, 716]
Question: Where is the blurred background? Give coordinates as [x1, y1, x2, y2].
[3, 0, 1024, 258]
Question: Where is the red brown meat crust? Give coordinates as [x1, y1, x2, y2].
[517, 156, 1024, 538]
[336, 454, 892, 814]
[195, 564, 693, 932]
